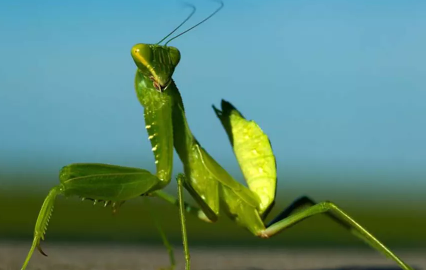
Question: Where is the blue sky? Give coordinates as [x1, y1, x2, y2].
[1, 1, 425, 193]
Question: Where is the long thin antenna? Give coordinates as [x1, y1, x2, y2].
[165, 0, 224, 46]
[157, 4, 196, 45]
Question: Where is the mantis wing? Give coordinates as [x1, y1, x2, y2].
[194, 143, 260, 208]
[213, 100, 277, 216]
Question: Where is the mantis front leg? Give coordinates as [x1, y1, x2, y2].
[21, 186, 61, 270]
[21, 163, 167, 270]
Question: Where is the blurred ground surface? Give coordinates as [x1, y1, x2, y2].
[1, 242, 424, 270]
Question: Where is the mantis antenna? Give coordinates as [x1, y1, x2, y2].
[165, 0, 224, 46]
[157, 3, 197, 45]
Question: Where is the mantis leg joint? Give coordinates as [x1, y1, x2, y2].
[256, 230, 270, 239]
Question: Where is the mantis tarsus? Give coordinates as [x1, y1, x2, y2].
[22, 2, 414, 270]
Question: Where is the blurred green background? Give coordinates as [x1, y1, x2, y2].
[1, 0, 425, 249]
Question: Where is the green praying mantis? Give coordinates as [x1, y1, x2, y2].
[22, 2, 414, 270]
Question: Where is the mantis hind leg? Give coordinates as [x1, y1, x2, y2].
[21, 186, 61, 270]
[261, 200, 413, 270]
[267, 196, 397, 251]
[266, 196, 346, 227]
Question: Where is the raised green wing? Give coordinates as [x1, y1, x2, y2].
[213, 100, 277, 216]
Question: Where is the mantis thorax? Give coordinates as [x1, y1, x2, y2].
[131, 44, 180, 92]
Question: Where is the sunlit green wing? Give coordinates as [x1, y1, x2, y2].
[213, 100, 277, 215]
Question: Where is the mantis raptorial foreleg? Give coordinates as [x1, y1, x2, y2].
[21, 186, 61, 270]
[20, 164, 188, 270]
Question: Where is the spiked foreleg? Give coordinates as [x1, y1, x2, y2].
[22, 163, 164, 270]
[21, 186, 61, 270]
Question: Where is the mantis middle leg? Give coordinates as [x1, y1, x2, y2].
[177, 174, 191, 270]
[146, 197, 176, 270]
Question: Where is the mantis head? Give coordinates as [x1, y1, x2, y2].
[131, 1, 223, 92]
[131, 44, 181, 92]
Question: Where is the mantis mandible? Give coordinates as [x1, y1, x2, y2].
[22, 2, 414, 270]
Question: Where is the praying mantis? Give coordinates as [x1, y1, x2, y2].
[21, 2, 414, 270]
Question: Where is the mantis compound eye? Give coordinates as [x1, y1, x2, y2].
[168, 46, 180, 67]
[131, 43, 152, 67]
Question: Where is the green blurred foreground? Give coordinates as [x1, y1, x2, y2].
[1, 185, 424, 248]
